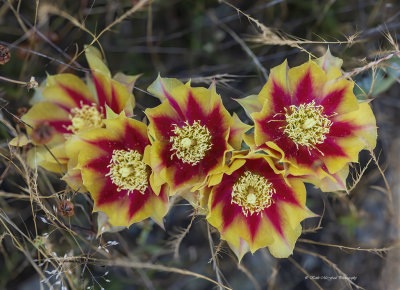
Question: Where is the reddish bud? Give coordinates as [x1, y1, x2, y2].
[16, 107, 28, 117]
[0, 45, 10, 65]
[57, 200, 75, 217]
[31, 122, 55, 144]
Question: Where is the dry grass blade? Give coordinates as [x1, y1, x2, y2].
[295, 247, 365, 289]
[347, 158, 373, 194]
[207, 223, 227, 290]
[0, 212, 70, 289]
[288, 257, 323, 290]
[221, 0, 356, 52]
[369, 149, 393, 203]
[72, 0, 151, 64]
[168, 212, 196, 259]
[208, 11, 268, 81]
[341, 51, 400, 80]
[83, 257, 232, 290]
[237, 262, 262, 290]
[302, 200, 325, 234]
[0, 0, 397, 288]
[298, 238, 399, 258]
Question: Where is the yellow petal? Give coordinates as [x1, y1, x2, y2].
[315, 48, 343, 79]
[9, 134, 30, 147]
[27, 144, 68, 173]
[234, 94, 263, 119]
[85, 45, 111, 78]
[228, 113, 252, 150]
[147, 75, 184, 101]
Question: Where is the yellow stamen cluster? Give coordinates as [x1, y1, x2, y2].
[67, 103, 103, 133]
[284, 101, 332, 149]
[106, 149, 149, 195]
[231, 171, 275, 217]
[170, 120, 212, 165]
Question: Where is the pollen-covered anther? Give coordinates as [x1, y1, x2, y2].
[170, 120, 212, 165]
[67, 103, 103, 133]
[284, 100, 332, 149]
[231, 171, 275, 217]
[106, 149, 149, 195]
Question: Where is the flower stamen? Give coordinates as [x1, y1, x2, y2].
[106, 149, 149, 195]
[67, 103, 103, 133]
[231, 171, 275, 217]
[283, 100, 332, 150]
[170, 120, 212, 165]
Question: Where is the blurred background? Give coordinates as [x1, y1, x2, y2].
[0, 0, 399, 289]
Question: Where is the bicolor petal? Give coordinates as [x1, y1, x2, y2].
[85, 45, 111, 78]
[145, 78, 237, 195]
[44, 74, 95, 109]
[21, 101, 70, 145]
[147, 74, 184, 102]
[92, 72, 134, 116]
[21, 49, 137, 179]
[247, 56, 377, 188]
[207, 152, 313, 259]
[64, 113, 169, 227]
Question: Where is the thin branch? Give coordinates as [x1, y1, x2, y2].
[288, 257, 323, 290]
[295, 247, 365, 289]
[298, 238, 399, 257]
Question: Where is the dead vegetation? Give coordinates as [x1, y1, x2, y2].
[0, 0, 399, 289]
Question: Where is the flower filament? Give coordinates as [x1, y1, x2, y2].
[106, 149, 149, 195]
[170, 120, 212, 165]
[67, 103, 103, 133]
[283, 101, 332, 150]
[231, 171, 275, 217]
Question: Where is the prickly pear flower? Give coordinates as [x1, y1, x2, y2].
[145, 76, 250, 196]
[65, 113, 169, 227]
[239, 52, 377, 189]
[206, 151, 314, 259]
[20, 46, 138, 176]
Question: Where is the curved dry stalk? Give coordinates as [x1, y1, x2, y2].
[303, 200, 325, 234]
[207, 223, 228, 290]
[208, 11, 268, 81]
[288, 257, 323, 290]
[369, 149, 393, 202]
[72, 0, 150, 66]
[295, 247, 365, 289]
[298, 238, 399, 258]
[347, 158, 373, 194]
[168, 211, 196, 259]
[71, 257, 233, 290]
[0, 212, 67, 289]
[0, 191, 64, 199]
[221, 0, 356, 51]
[341, 51, 400, 80]
[237, 262, 262, 290]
